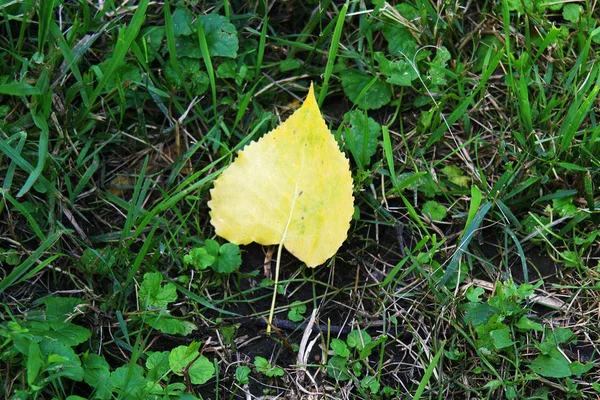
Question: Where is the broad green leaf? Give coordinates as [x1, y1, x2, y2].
[254, 356, 284, 377]
[212, 242, 242, 273]
[235, 366, 251, 384]
[146, 351, 170, 381]
[490, 327, 516, 349]
[183, 247, 215, 270]
[347, 329, 371, 350]
[375, 52, 418, 86]
[29, 322, 91, 347]
[187, 356, 215, 384]
[422, 200, 447, 221]
[145, 315, 197, 335]
[198, 14, 238, 58]
[172, 8, 193, 36]
[340, 70, 392, 110]
[169, 344, 214, 384]
[327, 356, 351, 381]
[530, 354, 571, 378]
[563, 4, 582, 22]
[382, 23, 417, 60]
[287, 300, 307, 323]
[429, 46, 451, 86]
[40, 340, 84, 382]
[139, 272, 177, 308]
[359, 335, 387, 359]
[515, 316, 544, 332]
[110, 364, 148, 394]
[209, 84, 354, 267]
[344, 110, 381, 167]
[83, 354, 113, 400]
[466, 287, 485, 302]
[331, 338, 350, 357]
[27, 342, 43, 385]
[569, 361, 594, 377]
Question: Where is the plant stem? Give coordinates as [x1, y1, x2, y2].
[267, 242, 285, 335]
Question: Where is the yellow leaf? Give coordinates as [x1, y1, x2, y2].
[208, 84, 354, 267]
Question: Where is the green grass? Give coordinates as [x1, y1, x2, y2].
[1, 1, 600, 399]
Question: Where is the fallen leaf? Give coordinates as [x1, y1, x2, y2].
[208, 84, 354, 267]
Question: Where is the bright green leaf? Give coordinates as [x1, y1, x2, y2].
[327, 355, 351, 381]
[515, 315, 544, 332]
[187, 356, 215, 384]
[184, 247, 215, 270]
[382, 23, 417, 60]
[235, 365, 251, 384]
[375, 52, 418, 86]
[331, 338, 350, 357]
[145, 314, 197, 335]
[212, 242, 242, 273]
[139, 272, 177, 308]
[429, 46, 451, 86]
[563, 4, 582, 22]
[287, 301, 307, 323]
[254, 356, 284, 377]
[83, 354, 113, 400]
[530, 354, 571, 378]
[569, 361, 594, 377]
[422, 200, 447, 221]
[466, 287, 485, 302]
[347, 329, 371, 350]
[146, 351, 170, 381]
[490, 327, 516, 349]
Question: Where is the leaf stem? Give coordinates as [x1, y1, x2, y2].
[267, 242, 285, 335]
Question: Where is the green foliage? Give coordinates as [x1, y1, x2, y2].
[137, 272, 197, 335]
[422, 200, 447, 221]
[287, 301, 307, 323]
[343, 110, 382, 168]
[235, 365, 251, 384]
[1, 0, 600, 397]
[326, 330, 387, 384]
[0, 297, 212, 399]
[340, 70, 391, 110]
[183, 239, 242, 274]
[461, 280, 594, 390]
[253, 356, 284, 378]
[169, 344, 215, 384]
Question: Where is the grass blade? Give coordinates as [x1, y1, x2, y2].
[318, 0, 348, 106]
[17, 112, 48, 197]
[81, 0, 149, 120]
[439, 202, 492, 287]
[0, 231, 62, 295]
[413, 340, 446, 400]
[0, 82, 41, 96]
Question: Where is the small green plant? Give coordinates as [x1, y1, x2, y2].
[183, 239, 242, 274]
[0, 296, 214, 399]
[253, 356, 284, 378]
[136, 272, 198, 335]
[287, 301, 307, 323]
[0, 297, 91, 398]
[461, 280, 596, 397]
[327, 329, 387, 393]
[235, 365, 251, 384]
